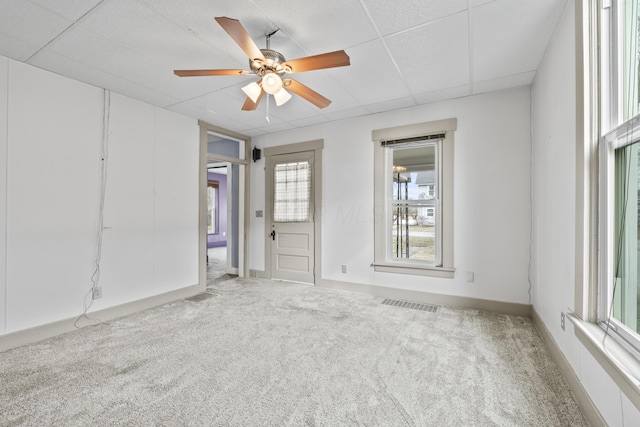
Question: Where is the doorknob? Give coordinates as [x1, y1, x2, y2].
[270, 230, 276, 241]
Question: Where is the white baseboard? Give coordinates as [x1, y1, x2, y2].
[0, 284, 203, 353]
[318, 278, 532, 316]
[249, 269, 269, 279]
[532, 309, 606, 427]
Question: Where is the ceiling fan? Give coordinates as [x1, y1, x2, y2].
[174, 17, 350, 111]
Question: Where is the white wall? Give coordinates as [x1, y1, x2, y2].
[251, 86, 532, 305]
[0, 57, 199, 335]
[532, 1, 640, 425]
[0, 56, 7, 335]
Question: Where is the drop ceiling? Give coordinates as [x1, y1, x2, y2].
[0, 0, 567, 137]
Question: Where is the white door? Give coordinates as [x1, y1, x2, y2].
[269, 151, 315, 284]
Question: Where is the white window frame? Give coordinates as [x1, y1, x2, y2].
[569, 0, 640, 411]
[372, 118, 456, 278]
[597, 0, 640, 357]
[599, 118, 640, 355]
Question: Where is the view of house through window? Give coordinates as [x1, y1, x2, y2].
[389, 141, 439, 264]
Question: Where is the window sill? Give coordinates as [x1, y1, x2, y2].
[372, 262, 455, 278]
[568, 313, 640, 410]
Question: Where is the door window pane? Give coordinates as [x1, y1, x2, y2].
[274, 161, 311, 222]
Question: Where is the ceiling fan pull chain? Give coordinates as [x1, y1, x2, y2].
[265, 95, 271, 123]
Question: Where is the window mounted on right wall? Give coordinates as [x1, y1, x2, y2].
[598, 0, 640, 356]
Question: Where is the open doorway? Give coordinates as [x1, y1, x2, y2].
[206, 162, 229, 280]
[202, 127, 248, 287]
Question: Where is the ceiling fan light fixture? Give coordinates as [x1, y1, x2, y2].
[242, 81, 262, 103]
[273, 88, 292, 106]
[261, 72, 283, 95]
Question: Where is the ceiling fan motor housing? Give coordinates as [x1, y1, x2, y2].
[251, 49, 288, 75]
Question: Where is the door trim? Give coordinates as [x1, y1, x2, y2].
[264, 140, 323, 284]
[198, 121, 250, 287]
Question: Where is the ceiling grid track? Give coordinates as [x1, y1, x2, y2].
[26, 0, 109, 63]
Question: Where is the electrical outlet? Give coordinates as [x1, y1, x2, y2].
[341, 265, 347, 274]
[560, 312, 565, 331]
[93, 286, 103, 300]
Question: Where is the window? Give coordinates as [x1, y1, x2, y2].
[207, 181, 218, 234]
[273, 161, 311, 222]
[373, 119, 456, 278]
[599, 0, 640, 355]
[390, 142, 439, 263]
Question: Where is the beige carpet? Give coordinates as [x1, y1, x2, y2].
[0, 277, 586, 426]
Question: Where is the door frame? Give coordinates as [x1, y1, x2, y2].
[207, 161, 234, 274]
[264, 140, 323, 284]
[198, 121, 250, 289]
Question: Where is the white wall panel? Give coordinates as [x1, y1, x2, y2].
[98, 93, 154, 307]
[622, 390, 640, 427]
[0, 56, 200, 336]
[0, 56, 8, 335]
[6, 60, 102, 332]
[153, 107, 198, 293]
[579, 345, 623, 426]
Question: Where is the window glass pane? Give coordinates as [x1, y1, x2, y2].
[391, 144, 437, 201]
[388, 142, 438, 264]
[207, 132, 244, 160]
[623, 0, 640, 121]
[274, 161, 311, 222]
[613, 140, 640, 333]
[207, 183, 217, 234]
[390, 203, 437, 262]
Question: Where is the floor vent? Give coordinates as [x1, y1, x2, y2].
[381, 298, 439, 313]
[186, 292, 218, 303]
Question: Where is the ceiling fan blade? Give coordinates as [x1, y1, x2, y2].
[174, 69, 248, 77]
[241, 89, 265, 111]
[284, 79, 331, 109]
[215, 17, 266, 61]
[284, 50, 350, 73]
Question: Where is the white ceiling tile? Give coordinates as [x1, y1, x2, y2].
[471, 0, 566, 82]
[329, 40, 411, 105]
[252, 0, 378, 53]
[247, 122, 297, 135]
[30, 50, 180, 107]
[473, 71, 535, 94]
[288, 115, 331, 129]
[363, 0, 468, 36]
[41, 25, 241, 102]
[0, 0, 72, 60]
[469, 0, 494, 7]
[78, 0, 235, 68]
[27, 0, 102, 21]
[284, 72, 362, 113]
[414, 84, 471, 105]
[384, 11, 469, 94]
[0, 33, 39, 62]
[324, 106, 371, 122]
[365, 96, 416, 114]
[142, 0, 280, 64]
